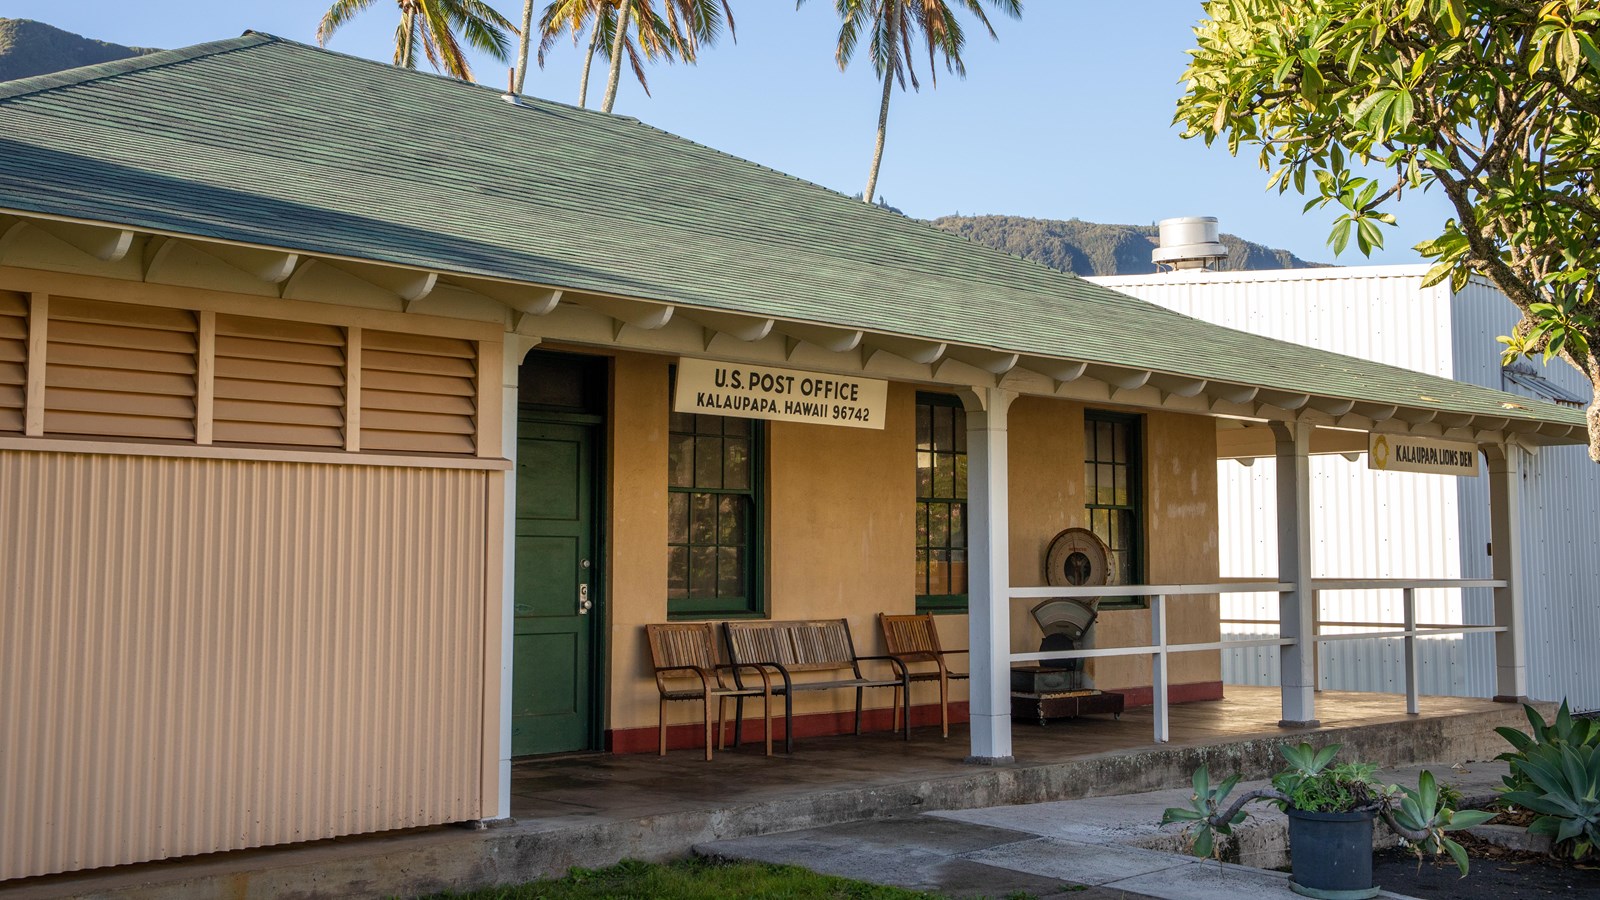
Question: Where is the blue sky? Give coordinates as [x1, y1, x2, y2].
[12, 1, 1457, 266]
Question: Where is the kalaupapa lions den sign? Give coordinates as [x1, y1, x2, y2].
[674, 358, 888, 430]
[1368, 432, 1480, 477]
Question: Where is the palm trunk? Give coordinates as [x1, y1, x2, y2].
[577, 23, 602, 107]
[600, 0, 635, 113]
[512, 0, 535, 93]
[863, 58, 894, 204]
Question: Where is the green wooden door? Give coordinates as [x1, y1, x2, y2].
[512, 419, 597, 755]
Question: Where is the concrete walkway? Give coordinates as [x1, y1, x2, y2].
[2, 692, 1532, 899]
[697, 760, 1509, 899]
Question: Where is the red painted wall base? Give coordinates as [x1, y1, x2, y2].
[604, 680, 1225, 754]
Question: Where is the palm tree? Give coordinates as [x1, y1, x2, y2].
[318, 0, 518, 83]
[539, 0, 734, 111]
[802, 0, 1020, 203]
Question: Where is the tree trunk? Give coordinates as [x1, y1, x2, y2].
[862, 60, 894, 204]
[513, 0, 535, 93]
[600, 0, 635, 113]
[577, 22, 601, 107]
[1589, 383, 1600, 463]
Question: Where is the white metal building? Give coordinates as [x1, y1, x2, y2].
[1093, 264, 1600, 710]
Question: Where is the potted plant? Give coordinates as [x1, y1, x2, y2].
[1161, 742, 1493, 899]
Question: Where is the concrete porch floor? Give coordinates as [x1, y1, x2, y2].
[3, 686, 1542, 900]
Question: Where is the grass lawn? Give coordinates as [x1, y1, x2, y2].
[419, 857, 940, 899]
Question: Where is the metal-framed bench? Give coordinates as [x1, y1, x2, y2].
[646, 622, 774, 761]
[722, 618, 910, 754]
[879, 612, 970, 738]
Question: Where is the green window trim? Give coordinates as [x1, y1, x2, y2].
[1085, 410, 1145, 610]
[666, 406, 765, 618]
[916, 392, 968, 614]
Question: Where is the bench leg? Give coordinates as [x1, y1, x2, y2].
[703, 695, 715, 762]
[893, 685, 903, 734]
[762, 691, 773, 757]
[855, 687, 864, 735]
[784, 690, 794, 754]
[939, 672, 950, 739]
[732, 696, 744, 749]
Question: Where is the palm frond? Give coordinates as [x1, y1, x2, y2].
[318, 0, 377, 46]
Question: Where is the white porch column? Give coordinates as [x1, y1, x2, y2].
[961, 386, 1016, 763]
[1271, 421, 1319, 727]
[489, 335, 539, 821]
[1486, 444, 1528, 702]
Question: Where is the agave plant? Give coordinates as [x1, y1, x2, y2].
[1500, 739, 1600, 859]
[1161, 742, 1493, 874]
[1498, 701, 1600, 794]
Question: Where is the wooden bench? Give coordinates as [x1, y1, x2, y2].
[646, 623, 774, 761]
[879, 612, 969, 738]
[723, 618, 910, 754]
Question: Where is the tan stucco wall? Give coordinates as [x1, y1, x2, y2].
[604, 360, 1221, 733]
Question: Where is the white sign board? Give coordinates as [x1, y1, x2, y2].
[673, 358, 888, 430]
[1367, 433, 1480, 477]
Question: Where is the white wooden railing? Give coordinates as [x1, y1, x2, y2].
[1008, 578, 1506, 743]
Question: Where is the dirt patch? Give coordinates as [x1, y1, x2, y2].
[1372, 822, 1600, 899]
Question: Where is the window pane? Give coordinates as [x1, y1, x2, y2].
[929, 549, 949, 595]
[667, 546, 688, 599]
[949, 549, 967, 595]
[690, 546, 716, 597]
[669, 434, 695, 488]
[667, 492, 688, 543]
[695, 436, 723, 489]
[950, 503, 965, 550]
[690, 492, 716, 544]
[917, 402, 932, 451]
[1084, 462, 1096, 496]
[724, 416, 749, 436]
[1097, 421, 1113, 460]
[717, 547, 743, 598]
[915, 549, 929, 595]
[954, 454, 967, 498]
[717, 495, 745, 544]
[1113, 422, 1127, 462]
[933, 452, 954, 498]
[953, 407, 966, 452]
[933, 405, 953, 451]
[917, 502, 929, 547]
[1115, 508, 1134, 554]
[917, 451, 933, 496]
[929, 502, 949, 548]
[670, 411, 694, 434]
[1114, 464, 1129, 505]
[696, 414, 719, 435]
[724, 437, 750, 490]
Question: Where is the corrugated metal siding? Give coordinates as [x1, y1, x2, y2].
[1101, 270, 1486, 697]
[1454, 279, 1600, 710]
[0, 450, 489, 880]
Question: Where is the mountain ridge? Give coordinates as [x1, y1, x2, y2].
[0, 18, 156, 83]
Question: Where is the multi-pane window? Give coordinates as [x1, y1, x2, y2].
[916, 393, 967, 612]
[1085, 411, 1143, 608]
[668, 410, 762, 616]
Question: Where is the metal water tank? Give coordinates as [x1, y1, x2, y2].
[1152, 216, 1229, 270]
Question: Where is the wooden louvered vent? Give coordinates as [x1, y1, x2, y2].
[213, 314, 347, 448]
[0, 291, 25, 433]
[361, 330, 478, 454]
[45, 297, 197, 440]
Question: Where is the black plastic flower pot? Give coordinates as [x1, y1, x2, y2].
[1286, 806, 1379, 900]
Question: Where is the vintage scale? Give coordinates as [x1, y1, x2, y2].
[1010, 528, 1127, 724]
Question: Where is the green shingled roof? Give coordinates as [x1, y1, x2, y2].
[0, 33, 1585, 433]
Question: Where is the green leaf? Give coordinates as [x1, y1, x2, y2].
[1194, 827, 1214, 859]
[1443, 809, 1496, 831]
[1443, 836, 1470, 875]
